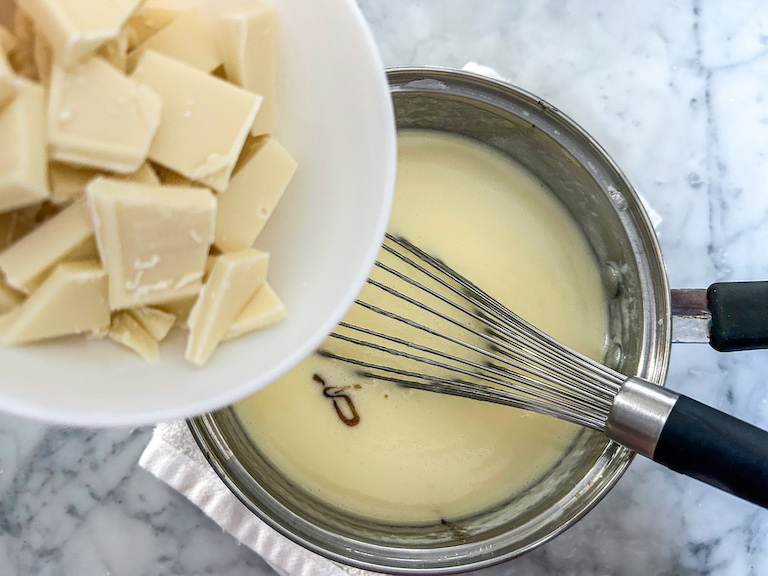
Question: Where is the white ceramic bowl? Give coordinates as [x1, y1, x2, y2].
[0, 0, 396, 426]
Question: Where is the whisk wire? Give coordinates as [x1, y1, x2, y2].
[381, 236, 623, 393]
[349, 286, 616, 414]
[318, 350, 606, 430]
[320, 234, 626, 431]
[334, 316, 612, 418]
[368, 264, 616, 403]
[387, 234, 622, 382]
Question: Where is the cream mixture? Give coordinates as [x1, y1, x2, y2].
[235, 131, 609, 524]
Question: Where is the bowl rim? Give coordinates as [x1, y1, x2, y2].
[189, 65, 672, 574]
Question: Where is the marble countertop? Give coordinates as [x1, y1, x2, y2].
[2, 1, 768, 574]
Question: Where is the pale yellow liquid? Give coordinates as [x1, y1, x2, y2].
[235, 131, 608, 524]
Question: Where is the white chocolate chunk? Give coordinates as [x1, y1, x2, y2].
[0, 279, 23, 315]
[8, 9, 37, 81]
[0, 260, 109, 344]
[49, 162, 159, 206]
[127, 11, 222, 74]
[97, 29, 130, 72]
[128, 306, 175, 341]
[152, 163, 192, 186]
[0, 210, 39, 251]
[123, 163, 160, 186]
[186, 249, 268, 366]
[20, 235, 100, 296]
[0, 213, 17, 252]
[132, 50, 262, 192]
[0, 79, 49, 213]
[86, 177, 216, 310]
[32, 24, 53, 85]
[48, 58, 162, 173]
[24, 201, 60, 224]
[49, 163, 100, 205]
[157, 296, 196, 327]
[19, 0, 145, 67]
[0, 45, 16, 108]
[223, 282, 285, 342]
[155, 257, 215, 328]
[109, 310, 159, 362]
[125, 7, 180, 50]
[217, 3, 276, 136]
[61, 233, 97, 257]
[28, 200, 59, 221]
[215, 137, 296, 252]
[0, 26, 17, 56]
[0, 199, 94, 294]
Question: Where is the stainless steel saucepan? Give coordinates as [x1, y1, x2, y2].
[189, 68, 768, 574]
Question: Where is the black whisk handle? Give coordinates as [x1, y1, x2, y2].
[606, 377, 768, 509]
[652, 394, 768, 509]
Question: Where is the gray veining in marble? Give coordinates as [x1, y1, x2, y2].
[2, 1, 768, 574]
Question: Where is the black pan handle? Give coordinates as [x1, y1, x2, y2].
[653, 394, 768, 508]
[708, 281, 768, 351]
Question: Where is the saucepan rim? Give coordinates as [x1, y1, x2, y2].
[188, 66, 672, 574]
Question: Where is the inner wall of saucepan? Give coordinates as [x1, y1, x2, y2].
[207, 86, 666, 565]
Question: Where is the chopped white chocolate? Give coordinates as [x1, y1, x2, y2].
[97, 29, 130, 72]
[61, 233, 97, 257]
[152, 163, 193, 186]
[0, 45, 16, 109]
[157, 296, 196, 327]
[155, 256, 215, 328]
[19, 0, 145, 67]
[217, 3, 276, 136]
[124, 7, 179, 50]
[0, 213, 16, 252]
[29, 201, 61, 224]
[0, 26, 17, 56]
[186, 249, 268, 366]
[204, 254, 217, 277]
[123, 163, 160, 186]
[0, 210, 38, 251]
[0, 260, 109, 344]
[0, 279, 23, 315]
[86, 177, 216, 309]
[48, 57, 162, 173]
[49, 163, 100, 205]
[132, 50, 262, 192]
[0, 80, 50, 213]
[49, 162, 160, 206]
[0, 199, 94, 294]
[215, 137, 296, 252]
[128, 306, 174, 341]
[223, 282, 285, 342]
[32, 24, 53, 85]
[127, 11, 222, 74]
[0, 1, 294, 363]
[109, 310, 159, 362]
[8, 9, 37, 81]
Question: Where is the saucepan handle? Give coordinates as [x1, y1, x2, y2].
[707, 281, 768, 351]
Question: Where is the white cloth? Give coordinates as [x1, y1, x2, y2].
[140, 64, 662, 576]
[139, 421, 380, 576]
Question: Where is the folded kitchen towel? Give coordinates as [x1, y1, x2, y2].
[139, 421, 381, 576]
